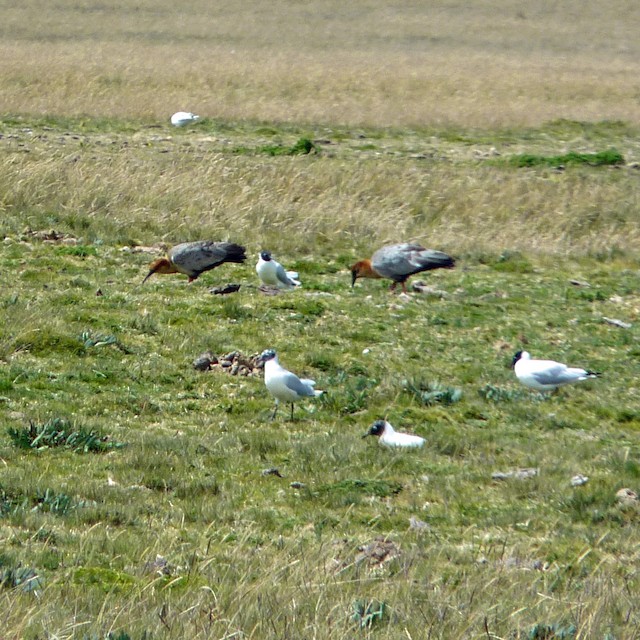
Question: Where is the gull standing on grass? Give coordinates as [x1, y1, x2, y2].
[362, 420, 425, 448]
[351, 243, 455, 293]
[170, 111, 200, 127]
[256, 251, 301, 289]
[259, 349, 322, 420]
[512, 350, 601, 392]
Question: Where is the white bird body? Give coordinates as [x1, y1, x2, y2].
[363, 420, 425, 448]
[512, 351, 600, 392]
[260, 350, 322, 419]
[256, 251, 300, 288]
[170, 111, 200, 127]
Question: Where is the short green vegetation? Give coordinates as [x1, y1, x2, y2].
[506, 148, 625, 168]
[0, 116, 639, 639]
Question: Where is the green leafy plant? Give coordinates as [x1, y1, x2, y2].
[351, 599, 387, 628]
[402, 378, 462, 406]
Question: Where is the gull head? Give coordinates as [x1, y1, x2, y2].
[362, 419, 387, 439]
[260, 250, 272, 262]
[259, 349, 277, 363]
[511, 350, 530, 368]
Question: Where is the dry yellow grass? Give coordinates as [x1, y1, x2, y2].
[2, 0, 640, 127]
[2, 130, 639, 257]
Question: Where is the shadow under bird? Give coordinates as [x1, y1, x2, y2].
[512, 350, 601, 392]
[362, 420, 425, 448]
[142, 241, 246, 284]
[256, 251, 301, 289]
[351, 242, 455, 293]
[259, 349, 323, 420]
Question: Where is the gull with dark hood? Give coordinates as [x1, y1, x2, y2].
[256, 251, 300, 289]
[512, 350, 601, 392]
[259, 349, 323, 420]
[363, 419, 425, 448]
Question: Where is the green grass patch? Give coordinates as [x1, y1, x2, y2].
[234, 137, 316, 156]
[505, 148, 624, 168]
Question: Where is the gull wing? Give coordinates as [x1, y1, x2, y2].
[275, 262, 298, 287]
[283, 372, 318, 398]
[529, 362, 580, 386]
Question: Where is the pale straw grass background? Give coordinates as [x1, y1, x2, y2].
[1, 0, 640, 127]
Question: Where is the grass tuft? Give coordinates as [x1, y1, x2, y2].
[7, 418, 126, 453]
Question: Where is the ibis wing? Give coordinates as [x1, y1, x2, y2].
[372, 244, 420, 279]
[170, 242, 242, 276]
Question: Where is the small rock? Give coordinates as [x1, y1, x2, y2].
[411, 281, 449, 297]
[408, 516, 430, 532]
[492, 468, 538, 481]
[262, 467, 283, 478]
[290, 481, 306, 489]
[616, 488, 639, 506]
[193, 352, 216, 371]
[602, 317, 632, 329]
[571, 474, 589, 487]
[355, 537, 400, 567]
[259, 285, 282, 295]
[569, 279, 590, 287]
[210, 283, 241, 295]
[143, 555, 172, 576]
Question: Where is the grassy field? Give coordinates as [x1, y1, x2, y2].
[2, 1, 640, 639]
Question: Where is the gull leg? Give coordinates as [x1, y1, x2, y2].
[270, 400, 279, 420]
[290, 403, 294, 421]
